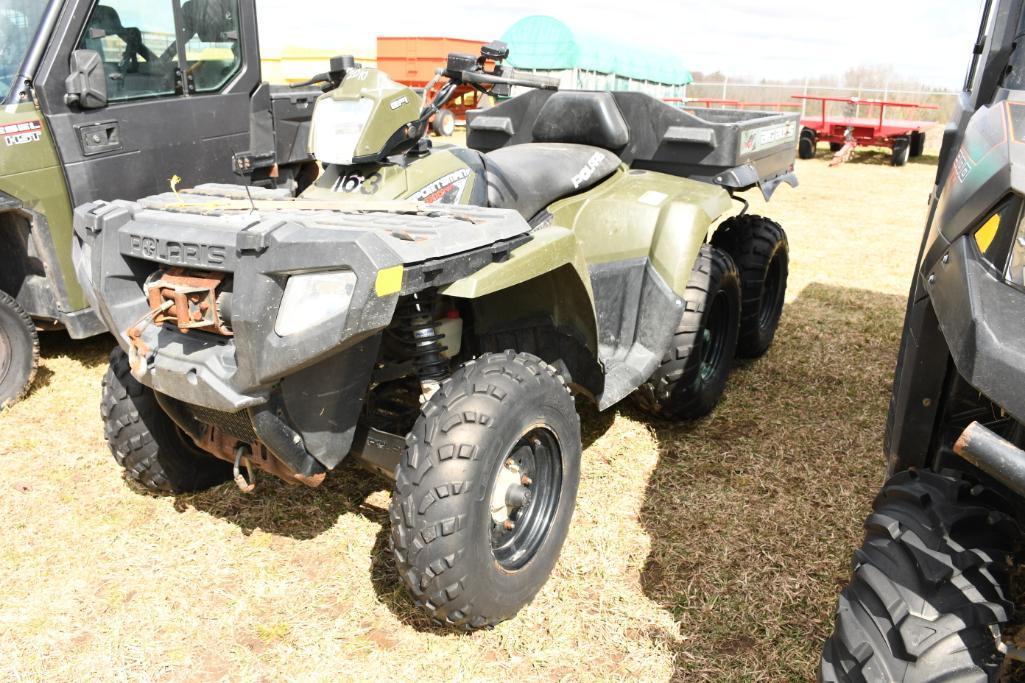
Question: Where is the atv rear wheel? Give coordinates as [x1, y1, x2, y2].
[712, 215, 789, 357]
[389, 351, 581, 630]
[819, 469, 1021, 682]
[634, 245, 741, 420]
[102, 348, 233, 493]
[432, 108, 456, 137]
[799, 128, 817, 159]
[0, 290, 38, 408]
[892, 136, 911, 166]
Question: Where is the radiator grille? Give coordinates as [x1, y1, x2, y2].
[186, 404, 258, 443]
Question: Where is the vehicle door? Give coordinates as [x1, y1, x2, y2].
[33, 0, 261, 207]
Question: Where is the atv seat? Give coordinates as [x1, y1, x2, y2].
[483, 143, 621, 219]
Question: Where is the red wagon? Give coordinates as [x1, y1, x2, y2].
[376, 36, 487, 136]
[794, 95, 939, 166]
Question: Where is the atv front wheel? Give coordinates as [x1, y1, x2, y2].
[820, 470, 1021, 682]
[102, 348, 233, 493]
[712, 215, 789, 357]
[0, 290, 38, 408]
[634, 245, 741, 420]
[389, 351, 581, 630]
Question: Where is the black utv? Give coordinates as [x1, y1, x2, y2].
[820, 0, 1025, 680]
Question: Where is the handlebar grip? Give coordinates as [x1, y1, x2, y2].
[460, 69, 560, 91]
[505, 70, 560, 90]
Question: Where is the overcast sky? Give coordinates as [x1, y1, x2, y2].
[254, 0, 985, 89]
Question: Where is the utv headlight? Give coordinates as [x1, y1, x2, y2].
[274, 270, 357, 337]
[310, 97, 374, 165]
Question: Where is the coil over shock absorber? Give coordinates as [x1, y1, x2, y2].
[395, 291, 448, 398]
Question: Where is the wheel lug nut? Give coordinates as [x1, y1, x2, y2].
[521, 475, 532, 486]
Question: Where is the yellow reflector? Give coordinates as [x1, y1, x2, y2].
[975, 213, 1001, 253]
[375, 265, 403, 297]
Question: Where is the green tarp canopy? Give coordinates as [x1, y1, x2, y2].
[500, 15, 692, 86]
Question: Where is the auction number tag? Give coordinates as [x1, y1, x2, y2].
[2, 120, 42, 147]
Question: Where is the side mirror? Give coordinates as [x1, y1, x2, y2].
[64, 49, 107, 109]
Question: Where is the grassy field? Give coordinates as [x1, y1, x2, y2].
[0, 148, 938, 682]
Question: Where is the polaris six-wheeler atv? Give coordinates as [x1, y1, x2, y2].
[820, 1, 1025, 680]
[73, 44, 798, 629]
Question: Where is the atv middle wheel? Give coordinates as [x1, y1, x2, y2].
[102, 348, 233, 493]
[634, 245, 741, 420]
[820, 469, 1021, 682]
[0, 290, 38, 408]
[712, 214, 789, 357]
[389, 351, 581, 630]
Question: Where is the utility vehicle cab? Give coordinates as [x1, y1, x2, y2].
[0, 0, 316, 406]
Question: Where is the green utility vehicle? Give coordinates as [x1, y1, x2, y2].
[820, 1, 1025, 679]
[0, 0, 317, 406]
[73, 44, 798, 629]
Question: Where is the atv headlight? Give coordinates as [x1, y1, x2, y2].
[274, 270, 357, 337]
[310, 97, 374, 165]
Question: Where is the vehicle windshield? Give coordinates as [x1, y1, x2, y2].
[0, 1, 48, 101]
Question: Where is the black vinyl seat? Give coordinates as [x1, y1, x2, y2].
[483, 143, 621, 219]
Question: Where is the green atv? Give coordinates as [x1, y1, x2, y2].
[73, 43, 797, 629]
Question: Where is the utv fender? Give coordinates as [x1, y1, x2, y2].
[442, 226, 599, 356]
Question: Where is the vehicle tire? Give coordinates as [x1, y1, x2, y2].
[0, 290, 38, 409]
[712, 215, 789, 358]
[389, 351, 581, 630]
[819, 469, 1021, 682]
[799, 128, 817, 159]
[910, 131, 926, 158]
[633, 245, 741, 420]
[830, 142, 845, 152]
[431, 108, 456, 137]
[101, 348, 233, 493]
[892, 136, 911, 166]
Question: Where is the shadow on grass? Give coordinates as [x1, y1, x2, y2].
[18, 330, 113, 400]
[634, 282, 907, 680]
[809, 147, 939, 167]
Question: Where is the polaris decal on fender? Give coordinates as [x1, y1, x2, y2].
[410, 168, 471, 204]
[2, 120, 42, 147]
[571, 152, 608, 189]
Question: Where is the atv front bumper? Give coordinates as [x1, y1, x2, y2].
[72, 187, 532, 475]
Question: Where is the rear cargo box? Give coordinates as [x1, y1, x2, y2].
[467, 90, 798, 199]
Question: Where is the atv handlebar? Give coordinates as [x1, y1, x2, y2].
[458, 68, 560, 91]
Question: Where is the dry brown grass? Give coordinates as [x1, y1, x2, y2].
[0, 150, 937, 682]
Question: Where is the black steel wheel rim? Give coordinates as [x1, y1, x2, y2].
[759, 253, 786, 329]
[700, 291, 730, 382]
[0, 324, 11, 386]
[489, 427, 563, 571]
